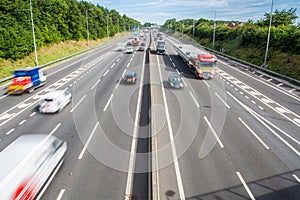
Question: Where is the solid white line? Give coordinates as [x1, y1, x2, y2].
[293, 174, 300, 183]
[5, 128, 15, 135]
[189, 92, 200, 108]
[103, 94, 114, 112]
[236, 172, 256, 200]
[204, 116, 224, 148]
[0, 94, 8, 100]
[238, 117, 270, 149]
[218, 60, 300, 103]
[91, 79, 100, 90]
[203, 80, 210, 88]
[122, 69, 127, 76]
[125, 47, 146, 198]
[29, 112, 36, 117]
[215, 92, 230, 109]
[56, 189, 65, 200]
[115, 80, 120, 89]
[19, 119, 26, 125]
[70, 94, 86, 113]
[103, 69, 110, 77]
[156, 52, 186, 200]
[227, 91, 300, 156]
[78, 122, 99, 160]
[50, 123, 61, 135]
[182, 78, 188, 87]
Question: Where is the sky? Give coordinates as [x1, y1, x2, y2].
[87, 0, 300, 25]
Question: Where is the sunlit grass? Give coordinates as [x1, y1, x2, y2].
[0, 33, 128, 81]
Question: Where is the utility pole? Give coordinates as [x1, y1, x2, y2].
[30, 0, 38, 66]
[86, 8, 93, 48]
[212, 10, 216, 49]
[263, 0, 274, 68]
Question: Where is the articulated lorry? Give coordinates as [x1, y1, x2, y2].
[174, 44, 217, 79]
[7, 67, 46, 94]
[156, 39, 166, 55]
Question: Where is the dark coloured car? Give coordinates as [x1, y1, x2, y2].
[168, 73, 184, 89]
[123, 71, 137, 84]
[138, 42, 146, 51]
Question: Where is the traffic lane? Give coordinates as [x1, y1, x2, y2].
[216, 60, 300, 116]
[217, 91, 300, 199]
[157, 61, 245, 199]
[0, 38, 125, 113]
[162, 47, 300, 198]
[149, 39, 182, 199]
[45, 51, 139, 199]
[0, 49, 121, 123]
[0, 51, 121, 141]
[185, 75, 296, 199]
[213, 70, 300, 149]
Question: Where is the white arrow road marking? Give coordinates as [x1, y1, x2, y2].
[0, 113, 16, 120]
[18, 103, 31, 109]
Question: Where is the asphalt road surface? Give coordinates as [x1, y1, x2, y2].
[0, 31, 299, 200]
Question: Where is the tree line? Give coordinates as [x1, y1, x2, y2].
[0, 0, 140, 61]
[161, 8, 300, 80]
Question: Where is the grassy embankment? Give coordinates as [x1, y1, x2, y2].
[0, 35, 122, 81]
[173, 32, 300, 81]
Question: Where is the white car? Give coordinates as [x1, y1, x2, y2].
[0, 134, 67, 200]
[39, 90, 71, 113]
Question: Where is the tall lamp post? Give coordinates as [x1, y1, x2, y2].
[263, 0, 274, 68]
[106, 14, 111, 38]
[30, 0, 38, 66]
[192, 18, 195, 41]
[86, 8, 93, 48]
[212, 10, 216, 49]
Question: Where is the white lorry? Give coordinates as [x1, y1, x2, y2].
[174, 44, 217, 79]
[156, 39, 166, 55]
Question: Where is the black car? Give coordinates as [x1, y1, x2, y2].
[168, 73, 184, 88]
[123, 71, 137, 84]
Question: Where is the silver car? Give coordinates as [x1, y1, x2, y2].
[39, 90, 71, 113]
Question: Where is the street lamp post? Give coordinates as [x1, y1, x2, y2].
[86, 8, 93, 49]
[106, 14, 109, 38]
[263, 0, 274, 68]
[30, 0, 38, 66]
[182, 20, 184, 37]
[117, 18, 119, 34]
[193, 19, 195, 41]
[212, 10, 216, 49]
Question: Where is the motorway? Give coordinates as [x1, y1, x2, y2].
[0, 31, 299, 200]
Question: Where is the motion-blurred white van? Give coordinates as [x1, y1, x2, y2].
[0, 134, 67, 200]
